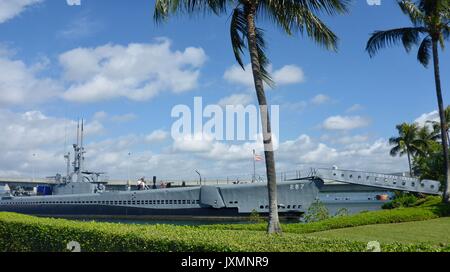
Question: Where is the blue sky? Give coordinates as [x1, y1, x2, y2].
[0, 0, 448, 181]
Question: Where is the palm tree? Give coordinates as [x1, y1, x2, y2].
[389, 123, 424, 176]
[366, 0, 450, 203]
[427, 105, 450, 144]
[154, 0, 350, 233]
[417, 125, 439, 155]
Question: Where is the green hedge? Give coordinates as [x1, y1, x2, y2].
[0, 212, 447, 252]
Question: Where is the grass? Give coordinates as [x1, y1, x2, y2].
[200, 196, 450, 235]
[307, 217, 450, 246]
[200, 207, 441, 234]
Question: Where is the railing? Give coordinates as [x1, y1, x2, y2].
[1, 167, 442, 195]
[315, 168, 441, 195]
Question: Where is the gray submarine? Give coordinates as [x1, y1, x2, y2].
[0, 121, 441, 218]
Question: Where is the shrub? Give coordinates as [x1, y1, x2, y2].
[303, 200, 330, 223]
[334, 208, 349, 218]
[0, 212, 363, 252]
[0, 212, 447, 252]
[249, 209, 264, 223]
[382, 193, 418, 209]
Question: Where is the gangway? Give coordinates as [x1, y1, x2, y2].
[314, 168, 441, 195]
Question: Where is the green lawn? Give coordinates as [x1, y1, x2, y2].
[307, 217, 450, 246]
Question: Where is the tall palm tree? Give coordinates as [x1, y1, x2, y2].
[389, 123, 424, 176]
[154, 0, 350, 233]
[366, 0, 450, 203]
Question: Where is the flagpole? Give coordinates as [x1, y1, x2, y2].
[252, 149, 256, 183]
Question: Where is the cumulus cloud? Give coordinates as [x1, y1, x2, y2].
[0, 53, 61, 106]
[272, 65, 305, 85]
[321, 134, 370, 145]
[0, 110, 103, 150]
[322, 115, 371, 131]
[60, 39, 207, 102]
[172, 133, 215, 153]
[145, 129, 168, 143]
[310, 94, 331, 105]
[0, 110, 104, 177]
[415, 110, 439, 127]
[223, 64, 304, 88]
[0, 0, 42, 24]
[0, 110, 407, 180]
[218, 94, 253, 107]
[276, 135, 406, 173]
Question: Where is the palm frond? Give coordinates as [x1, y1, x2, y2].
[390, 145, 401, 157]
[230, 7, 248, 69]
[398, 0, 425, 26]
[154, 0, 228, 23]
[443, 25, 450, 41]
[417, 36, 432, 66]
[366, 27, 426, 57]
[298, 7, 339, 51]
[284, 0, 351, 16]
[389, 136, 401, 146]
[260, 0, 342, 51]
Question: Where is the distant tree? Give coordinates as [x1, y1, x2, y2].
[366, 0, 450, 203]
[427, 105, 450, 145]
[414, 144, 446, 185]
[417, 125, 440, 155]
[389, 123, 424, 176]
[154, 0, 350, 233]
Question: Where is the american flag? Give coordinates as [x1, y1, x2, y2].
[254, 154, 263, 161]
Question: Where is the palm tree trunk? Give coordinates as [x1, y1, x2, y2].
[407, 151, 413, 177]
[432, 39, 450, 203]
[246, 6, 282, 234]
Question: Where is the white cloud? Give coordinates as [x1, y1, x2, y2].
[0, 110, 103, 150]
[218, 94, 253, 107]
[415, 110, 439, 127]
[0, 53, 61, 106]
[301, 143, 339, 163]
[276, 135, 406, 173]
[311, 94, 331, 105]
[93, 111, 108, 120]
[272, 65, 305, 85]
[223, 64, 254, 87]
[223, 64, 304, 88]
[322, 115, 371, 131]
[110, 113, 137, 123]
[0, 110, 104, 178]
[58, 15, 102, 40]
[145, 130, 168, 143]
[0, 0, 42, 24]
[60, 39, 207, 102]
[172, 133, 215, 153]
[93, 111, 137, 123]
[336, 135, 370, 145]
[346, 104, 364, 113]
[0, 110, 407, 180]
